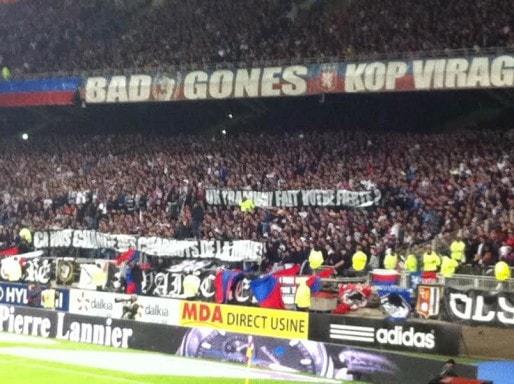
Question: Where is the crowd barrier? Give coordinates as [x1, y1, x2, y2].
[0, 304, 478, 384]
[442, 275, 514, 292]
[389, 271, 514, 293]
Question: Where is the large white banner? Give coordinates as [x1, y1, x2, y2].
[34, 230, 263, 262]
[83, 55, 514, 104]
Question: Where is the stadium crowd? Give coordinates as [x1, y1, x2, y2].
[0, 129, 512, 271]
[0, 0, 513, 75]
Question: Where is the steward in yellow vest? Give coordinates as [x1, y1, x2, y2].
[352, 246, 368, 271]
[239, 197, 255, 213]
[405, 254, 418, 272]
[19, 227, 32, 244]
[41, 285, 56, 309]
[383, 249, 398, 270]
[440, 256, 459, 277]
[450, 237, 466, 264]
[1, 66, 11, 81]
[423, 246, 441, 272]
[495, 260, 511, 281]
[309, 249, 324, 270]
[295, 280, 311, 310]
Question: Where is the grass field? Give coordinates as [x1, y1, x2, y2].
[0, 357, 313, 384]
[0, 333, 362, 384]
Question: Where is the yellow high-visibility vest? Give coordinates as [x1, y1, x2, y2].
[405, 254, 418, 272]
[239, 199, 255, 212]
[423, 251, 441, 272]
[384, 253, 398, 270]
[93, 265, 108, 288]
[41, 288, 56, 309]
[495, 261, 511, 281]
[450, 240, 466, 263]
[2, 66, 11, 80]
[19, 228, 32, 243]
[295, 281, 311, 309]
[309, 249, 324, 269]
[352, 251, 367, 271]
[183, 274, 201, 297]
[440, 256, 459, 277]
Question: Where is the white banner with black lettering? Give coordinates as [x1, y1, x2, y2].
[33, 230, 263, 262]
[205, 189, 381, 208]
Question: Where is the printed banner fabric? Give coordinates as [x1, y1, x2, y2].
[179, 300, 308, 339]
[83, 54, 514, 104]
[205, 188, 381, 208]
[443, 287, 514, 328]
[308, 312, 461, 355]
[0, 77, 80, 107]
[33, 229, 263, 262]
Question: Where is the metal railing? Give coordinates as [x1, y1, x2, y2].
[315, 269, 514, 293]
[441, 273, 514, 292]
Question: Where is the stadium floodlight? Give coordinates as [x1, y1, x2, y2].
[221, 129, 227, 135]
[21, 133, 28, 140]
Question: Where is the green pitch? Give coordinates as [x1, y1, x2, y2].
[0, 356, 297, 384]
[0, 335, 362, 384]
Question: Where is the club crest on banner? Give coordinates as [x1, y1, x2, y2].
[416, 285, 441, 319]
[319, 64, 338, 92]
[151, 75, 179, 101]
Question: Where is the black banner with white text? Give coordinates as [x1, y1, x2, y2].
[309, 312, 461, 355]
[205, 188, 381, 208]
[443, 287, 514, 328]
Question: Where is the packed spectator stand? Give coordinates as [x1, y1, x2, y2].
[0, 129, 512, 275]
[0, 3, 512, 384]
[0, 0, 513, 76]
[0, 0, 512, 278]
